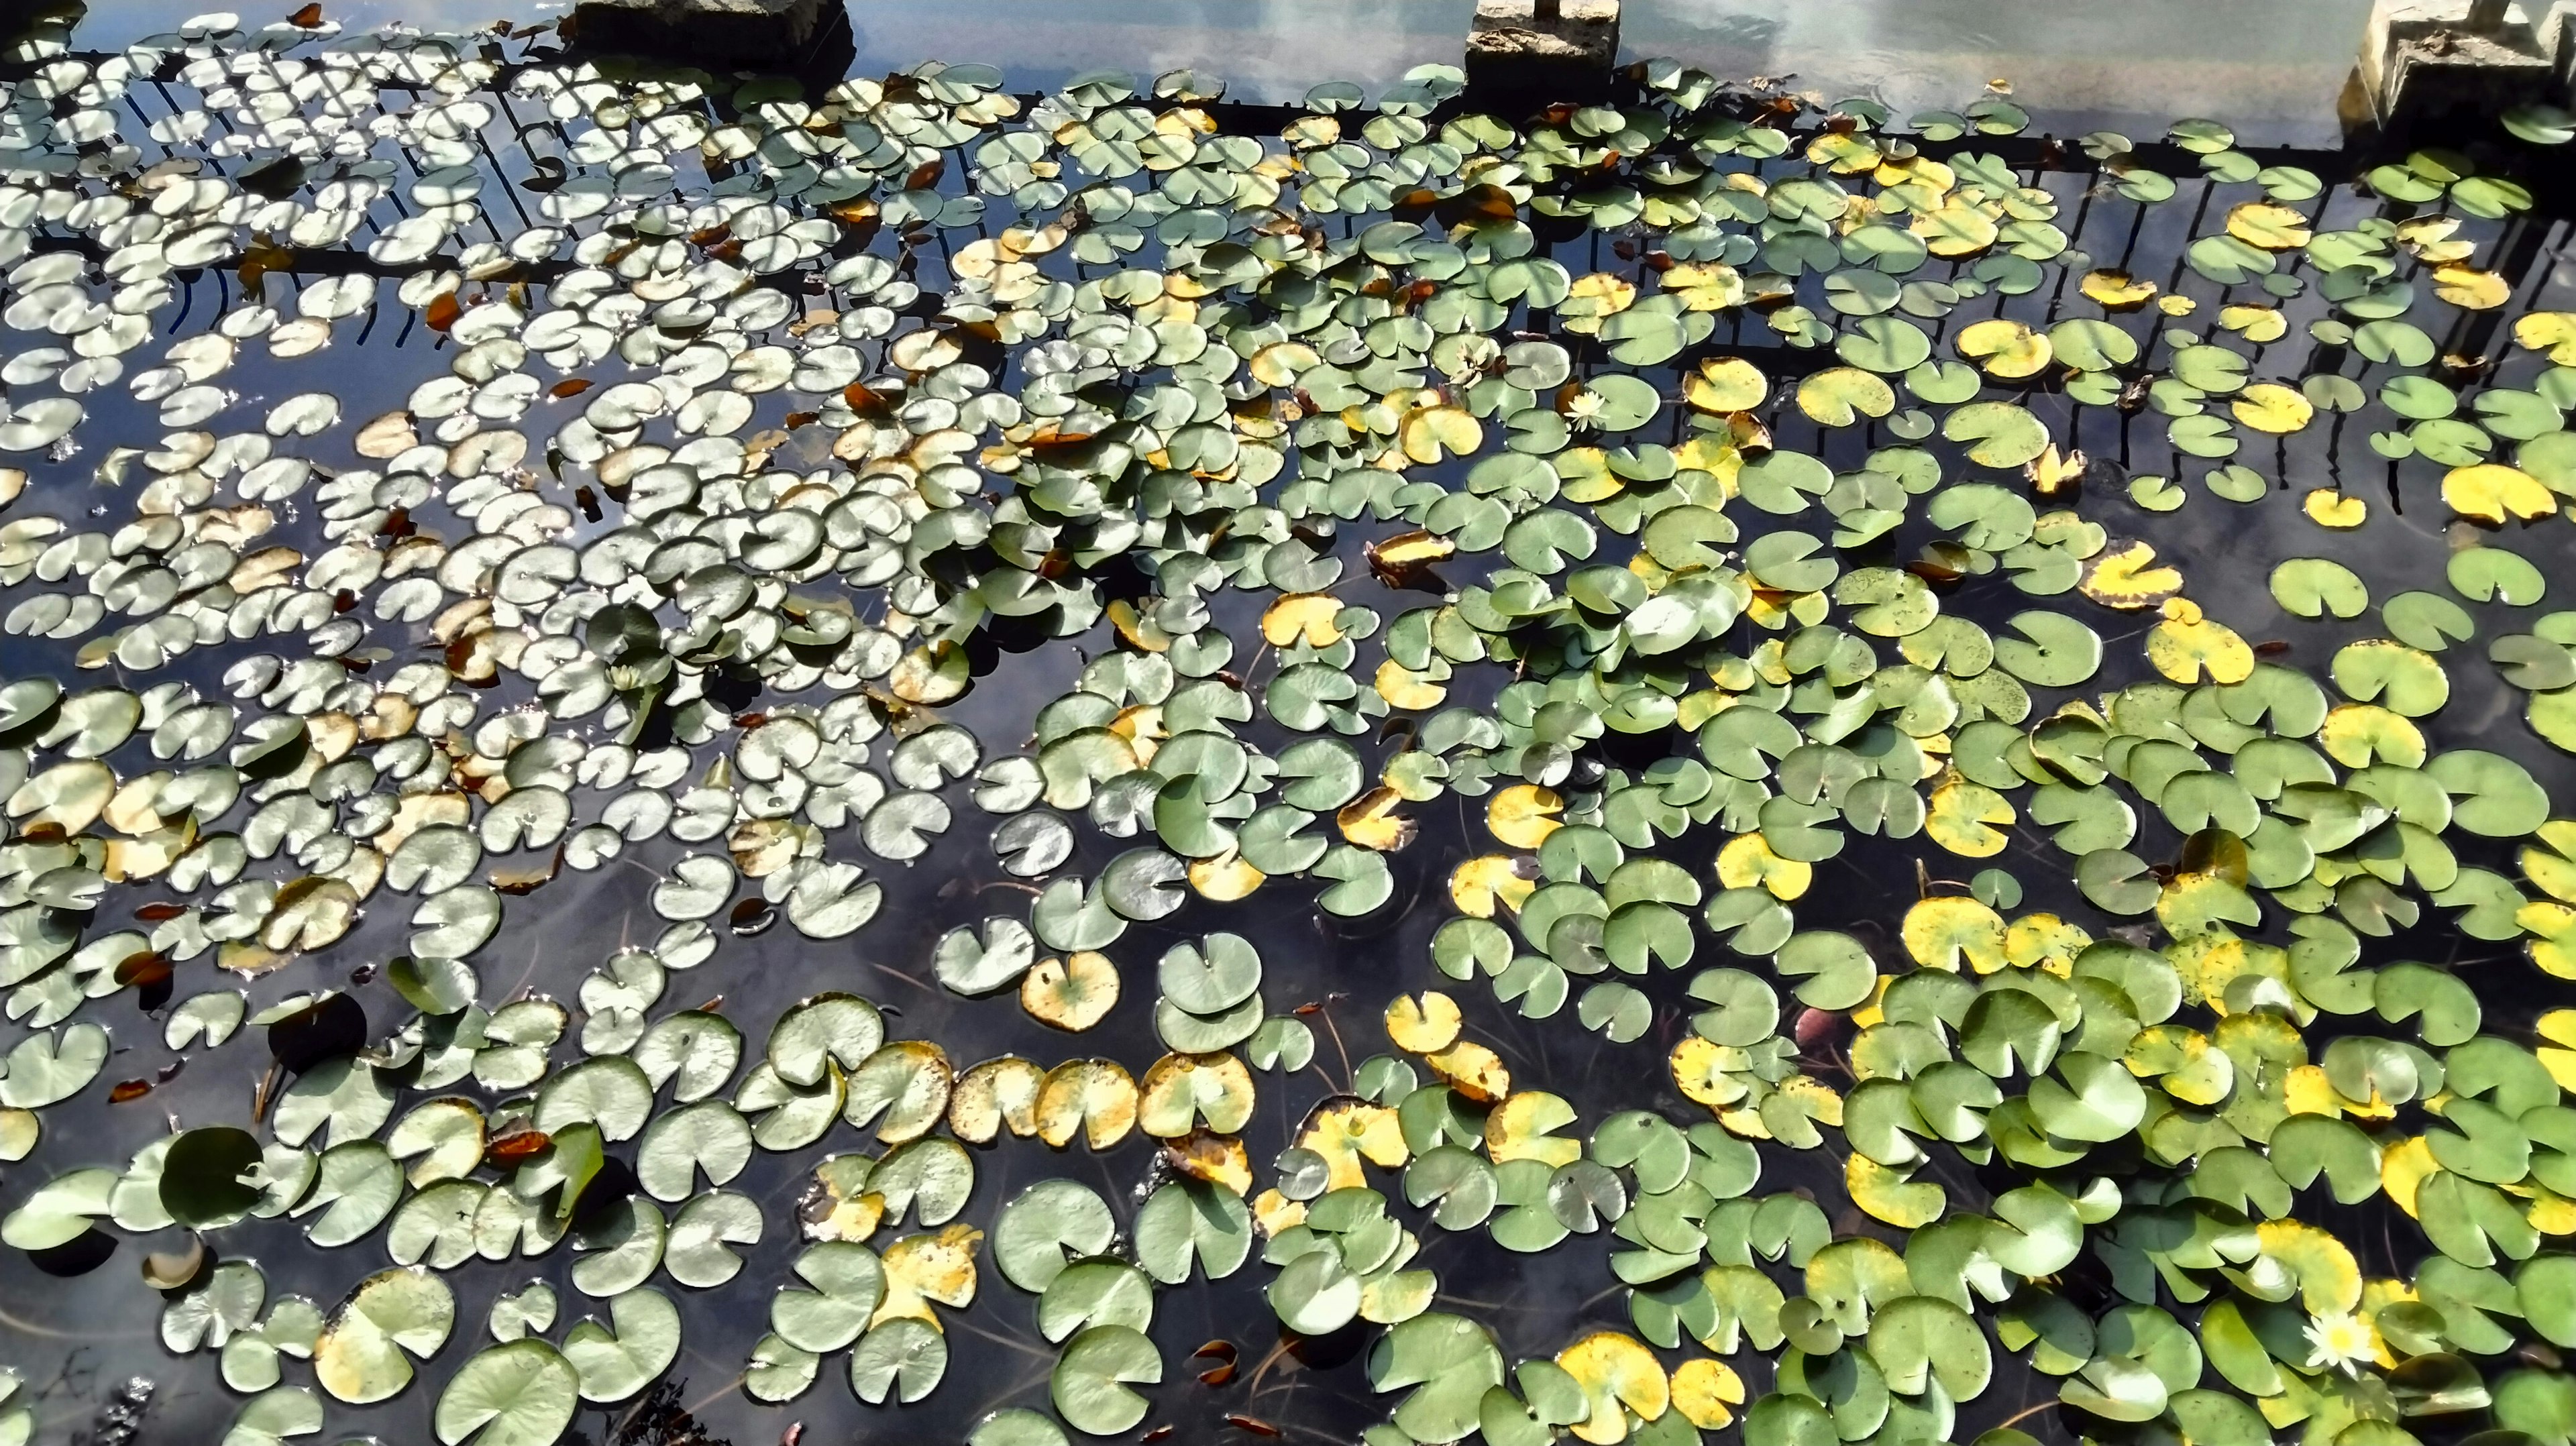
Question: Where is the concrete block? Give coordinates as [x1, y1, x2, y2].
[3, 0, 86, 56]
[2355, 0, 2568, 133]
[569, 0, 829, 70]
[1467, 0, 1621, 104]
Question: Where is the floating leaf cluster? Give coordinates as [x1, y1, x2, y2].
[7, 7, 2576, 1446]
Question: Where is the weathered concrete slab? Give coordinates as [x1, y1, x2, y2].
[569, 0, 828, 70]
[4, 0, 87, 56]
[1466, 0, 1621, 104]
[2354, 0, 2569, 134]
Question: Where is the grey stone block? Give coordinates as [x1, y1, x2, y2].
[570, 0, 828, 69]
[2355, 0, 2570, 133]
[1467, 0, 1621, 103]
[3, 0, 87, 54]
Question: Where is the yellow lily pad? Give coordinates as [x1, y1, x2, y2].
[1715, 832, 1811, 901]
[1558, 1331, 1670, 1444]
[1385, 991, 1463, 1054]
[1846, 1153, 1946, 1229]
[2147, 598, 2254, 685]
[2231, 382, 2313, 435]
[1022, 951, 1119, 1033]
[1912, 198, 1998, 257]
[1561, 271, 1638, 324]
[1338, 785, 1417, 852]
[1487, 784, 1565, 850]
[1034, 1059, 1139, 1150]
[1686, 356, 1768, 413]
[2217, 304, 2288, 343]
[1366, 529, 1458, 585]
[1251, 1188, 1306, 1235]
[1297, 1099, 1409, 1190]
[2523, 903, 2576, 980]
[1664, 262, 1746, 312]
[1399, 404, 1483, 464]
[1137, 1052, 1256, 1138]
[2536, 1008, 2576, 1085]
[1261, 593, 1342, 648]
[2302, 490, 2367, 528]
[2443, 463, 2555, 523]
[2381, 1134, 2437, 1217]
[2078, 539, 2184, 610]
[1450, 853, 1537, 918]
[1165, 1129, 1253, 1194]
[1375, 658, 1447, 710]
[1670, 1036, 1750, 1111]
[1188, 852, 1265, 901]
[1670, 1359, 1747, 1431]
[2513, 311, 2576, 365]
[949, 1056, 1043, 1144]
[1425, 1040, 1511, 1104]
[1486, 1091, 1582, 1168]
[2226, 201, 2313, 251]
[2025, 443, 2086, 499]
[2434, 264, 2510, 310]
[803, 1156, 887, 1242]
[1926, 775, 2016, 858]
[1902, 896, 2006, 972]
[2318, 704, 2426, 769]
[2080, 269, 2157, 309]
[875, 1223, 982, 1329]
[1957, 317, 2052, 379]
[2253, 1219, 2361, 1315]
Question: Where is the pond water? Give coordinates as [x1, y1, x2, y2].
[7, 8, 2576, 1446]
[56, 0, 2377, 140]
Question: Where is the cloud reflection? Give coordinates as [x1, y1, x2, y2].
[70, 0, 2364, 142]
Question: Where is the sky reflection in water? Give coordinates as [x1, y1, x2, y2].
[68, 0, 2369, 143]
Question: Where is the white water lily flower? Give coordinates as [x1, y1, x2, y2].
[2303, 1309, 2375, 1376]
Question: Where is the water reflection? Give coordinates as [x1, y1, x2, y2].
[1622, 0, 2375, 146]
[60, 0, 2373, 137]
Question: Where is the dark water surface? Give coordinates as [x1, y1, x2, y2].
[5, 9, 2576, 1446]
